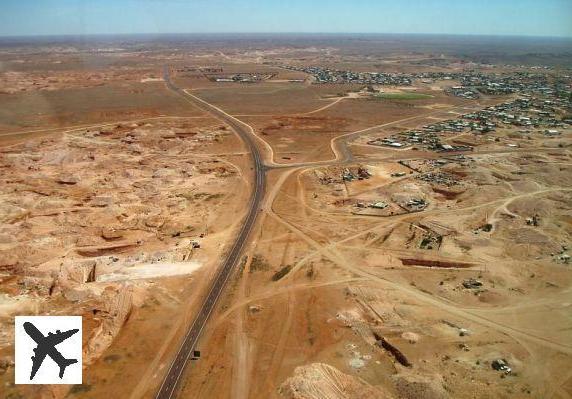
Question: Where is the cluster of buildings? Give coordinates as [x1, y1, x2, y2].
[355, 197, 429, 213]
[281, 65, 571, 109]
[208, 72, 275, 83]
[280, 65, 413, 85]
[447, 86, 480, 99]
[176, 66, 224, 73]
[416, 172, 461, 187]
[448, 71, 571, 100]
[465, 96, 569, 130]
[316, 166, 372, 185]
[404, 198, 429, 211]
[342, 166, 372, 181]
[368, 92, 570, 152]
[367, 120, 473, 152]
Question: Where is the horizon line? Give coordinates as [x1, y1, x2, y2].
[1, 31, 572, 40]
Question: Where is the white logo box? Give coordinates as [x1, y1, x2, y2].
[15, 316, 82, 384]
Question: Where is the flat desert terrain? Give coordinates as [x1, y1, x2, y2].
[0, 34, 571, 399]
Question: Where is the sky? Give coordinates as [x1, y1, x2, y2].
[1, 0, 571, 38]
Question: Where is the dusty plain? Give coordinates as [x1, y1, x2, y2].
[0, 34, 571, 399]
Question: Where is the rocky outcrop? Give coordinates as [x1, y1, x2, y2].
[84, 285, 135, 364]
[279, 363, 390, 399]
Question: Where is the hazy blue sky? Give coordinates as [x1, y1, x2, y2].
[1, 0, 571, 37]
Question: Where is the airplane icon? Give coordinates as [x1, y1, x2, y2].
[23, 321, 79, 380]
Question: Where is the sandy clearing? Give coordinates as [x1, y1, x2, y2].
[97, 261, 204, 282]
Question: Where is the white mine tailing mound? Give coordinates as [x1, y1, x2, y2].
[96, 261, 203, 282]
[140, 77, 164, 83]
[279, 363, 390, 399]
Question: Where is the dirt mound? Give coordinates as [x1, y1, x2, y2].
[84, 285, 138, 364]
[393, 371, 448, 399]
[279, 363, 390, 399]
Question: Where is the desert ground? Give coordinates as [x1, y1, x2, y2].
[0, 34, 571, 399]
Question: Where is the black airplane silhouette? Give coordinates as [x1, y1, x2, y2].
[23, 321, 79, 380]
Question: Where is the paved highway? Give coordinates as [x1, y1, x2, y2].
[156, 67, 266, 399]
